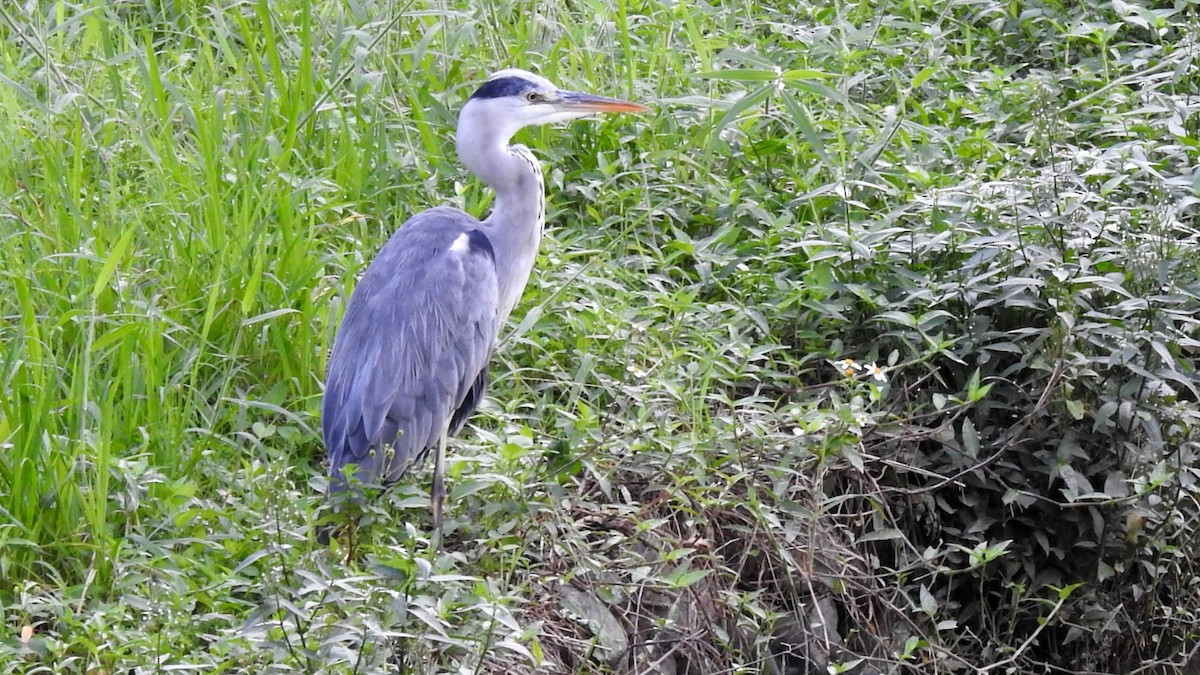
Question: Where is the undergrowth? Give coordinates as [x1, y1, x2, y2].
[1, 0, 1198, 673]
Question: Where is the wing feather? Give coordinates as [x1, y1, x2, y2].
[323, 207, 499, 487]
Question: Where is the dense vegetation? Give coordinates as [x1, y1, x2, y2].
[2, 0, 1198, 672]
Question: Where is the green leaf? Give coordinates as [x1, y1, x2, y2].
[708, 83, 774, 143]
[559, 587, 628, 663]
[857, 528, 904, 544]
[966, 370, 992, 402]
[665, 567, 713, 588]
[919, 584, 937, 614]
[876, 310, 918, 328]
[962, 417, 979, 458]
[779, 92, 831, 165]
[693, 68, 781, 81]
[911, 66, 937, 89]
[781, 68, 835, 81]
[1065, 399, 1087, 420]
[91, 226, 137, 300]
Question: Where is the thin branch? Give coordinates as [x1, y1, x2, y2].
[978, 591, 1071, 674]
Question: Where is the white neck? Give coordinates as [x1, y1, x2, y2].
[456, 101, 546, 327]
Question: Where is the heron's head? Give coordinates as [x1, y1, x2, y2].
[457, 69, 647, 156]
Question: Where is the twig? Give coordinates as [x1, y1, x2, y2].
[978, 590, 1071, 674]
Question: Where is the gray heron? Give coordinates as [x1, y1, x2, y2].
[321, 69, 647, 540]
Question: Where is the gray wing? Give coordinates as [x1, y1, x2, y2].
[322, 206, 499, 487]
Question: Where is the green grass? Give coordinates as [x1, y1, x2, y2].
[2, 0, 1199, 672]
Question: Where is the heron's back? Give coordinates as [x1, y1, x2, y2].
[322, 206, 499, 487]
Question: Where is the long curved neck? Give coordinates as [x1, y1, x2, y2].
[457, 110, 546, 328]
[484, 145, 545, 324]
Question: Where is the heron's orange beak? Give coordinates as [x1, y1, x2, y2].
[553, 90, 650, 114]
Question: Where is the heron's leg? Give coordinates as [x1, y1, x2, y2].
[431, 427, 448, 548]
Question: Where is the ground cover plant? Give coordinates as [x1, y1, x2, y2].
[1, 0, 1198, 672]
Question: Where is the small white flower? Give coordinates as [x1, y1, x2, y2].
[836, 358, 862, 377]
[864, 362, 887, 383]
